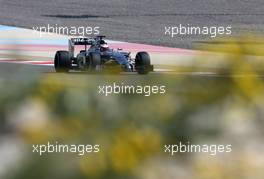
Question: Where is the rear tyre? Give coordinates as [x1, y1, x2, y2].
[54, 51, 71, 72]
[89, 52, 101, 70]
[135, 52, 151, 74]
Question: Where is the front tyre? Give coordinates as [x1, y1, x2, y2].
[54, 51, 71, 72]
[135, 52, 151, 74]
[89, 52, 101, 71]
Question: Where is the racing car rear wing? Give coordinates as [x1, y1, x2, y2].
[68, 36, 106, 58]
[70, 38, 93, 45]
[68, 38, 94, 58]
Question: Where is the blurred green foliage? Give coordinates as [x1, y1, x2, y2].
[1, 37, 264, 179]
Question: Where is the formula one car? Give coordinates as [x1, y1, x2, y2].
[54, 36, 153, 74]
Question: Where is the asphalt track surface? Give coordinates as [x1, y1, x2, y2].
[0, 25, 200, 74]
[0, 0, 264, 48]
[1, 25, 264, 77]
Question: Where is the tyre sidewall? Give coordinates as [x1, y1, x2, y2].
[54, 51, 71, 72]
[89, 52, 101, 70]
[135, 52, 151, 74]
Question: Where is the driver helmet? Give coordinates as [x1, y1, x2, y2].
[99, 40, 109, 51]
